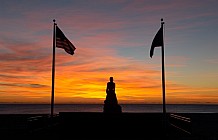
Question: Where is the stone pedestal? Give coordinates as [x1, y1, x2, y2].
[103, 92, 122, 113]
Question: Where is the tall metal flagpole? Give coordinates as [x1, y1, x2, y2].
[161, 18, 167, 135]
[51, 19, 56, 117]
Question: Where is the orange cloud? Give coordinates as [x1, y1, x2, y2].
[1, 33, 218, 104]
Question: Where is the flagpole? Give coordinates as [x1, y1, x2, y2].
[161, 18, 167, 135]
[51, 19, 56, 117]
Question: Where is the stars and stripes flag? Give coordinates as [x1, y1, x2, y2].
[56, 26, 76, 55]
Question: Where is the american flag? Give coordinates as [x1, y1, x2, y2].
[56, 26, 76, 55]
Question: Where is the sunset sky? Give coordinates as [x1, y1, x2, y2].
[0, 0, 218, 104]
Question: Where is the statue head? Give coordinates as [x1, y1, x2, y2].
[110, 77, 113, 82]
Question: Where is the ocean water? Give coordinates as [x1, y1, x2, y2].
[0, 104, 218, 114]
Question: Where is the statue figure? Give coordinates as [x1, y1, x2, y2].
[103, 77, 122, 113]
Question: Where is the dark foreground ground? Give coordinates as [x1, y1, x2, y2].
[0, 113, 218, 140]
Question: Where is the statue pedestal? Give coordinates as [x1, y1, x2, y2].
[103, 103, 122, 113]
[103, 93, 122, 113]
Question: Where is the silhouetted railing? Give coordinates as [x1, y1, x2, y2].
[169, 113, 192, 135]
[27, 114, 59, 133]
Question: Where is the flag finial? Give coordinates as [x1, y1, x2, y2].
[53, 19, 56, 23]
[161, 18, 164, 25]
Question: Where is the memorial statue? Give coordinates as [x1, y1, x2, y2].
[103, 77, 122, 113]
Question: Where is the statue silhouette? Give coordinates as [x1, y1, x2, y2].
[103, 77, 122, 113]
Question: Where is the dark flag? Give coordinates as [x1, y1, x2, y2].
[56, 26, 76, 55]
[150, 26, 163, 58]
